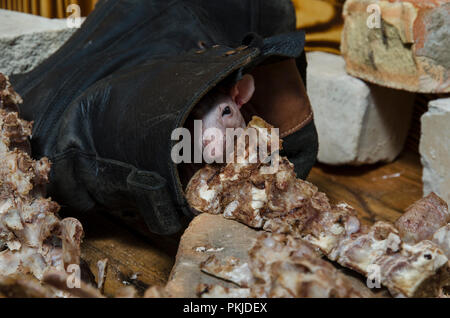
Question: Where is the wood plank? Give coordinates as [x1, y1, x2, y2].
[69, 212, 177, 297]
[307, 150, 423, 225]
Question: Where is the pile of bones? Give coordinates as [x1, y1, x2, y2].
[186, 117, 450, 298]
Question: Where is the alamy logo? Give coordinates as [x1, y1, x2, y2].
[66, 4, 82, 29]
[367, 4, 381, 29]
[366, 264, 381, 289]
[66, 264, 81, 289]
[171, 121, 281, 174]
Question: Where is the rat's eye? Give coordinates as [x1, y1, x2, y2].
[222, 106, 232, 117]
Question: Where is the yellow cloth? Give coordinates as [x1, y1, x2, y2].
[293, 0, 343, 54]
[0, 0, 342, 53]
[0, 0, 98, 18]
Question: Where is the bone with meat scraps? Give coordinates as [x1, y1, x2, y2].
[199, 232, 375, 298]
[394, 193, 450, 295]
[395, 193, 449, 245]
[0, 73, 84, 282]
[394, 193, 450, 259]
[186, 117, 449, 298]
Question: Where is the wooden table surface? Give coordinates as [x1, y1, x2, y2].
[76, 150, 423, 297]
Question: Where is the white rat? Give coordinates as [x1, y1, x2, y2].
[193, 74, 255, 163]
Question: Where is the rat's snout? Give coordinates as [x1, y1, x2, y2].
[201, 128, 226, 163]
[202, 138, 212, 148]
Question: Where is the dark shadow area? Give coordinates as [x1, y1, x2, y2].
[59, 207, 182, 258]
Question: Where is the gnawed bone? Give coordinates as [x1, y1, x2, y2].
[199, 233, 375, 298]
[0, 73, 83, 282]
[186, 117, 450, 297]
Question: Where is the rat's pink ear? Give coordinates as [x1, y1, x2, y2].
[231, 74, 255, 108]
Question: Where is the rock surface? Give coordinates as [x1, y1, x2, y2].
[165, 213, 259, 297]
[341, 0, 450, 93]
[420, 98, 450, 206]
[307, 51, 415, 165]
[0, 9, 77, 76]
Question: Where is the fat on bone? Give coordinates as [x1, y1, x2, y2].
[186, 117, 450, 298]
[0, 73, 84, 284]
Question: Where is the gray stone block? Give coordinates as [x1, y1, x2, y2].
[341, 0, 450, 93]
[420, 98, 450, 205]
[307, 51, 415, 166]
[0, 9, 78, 76]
